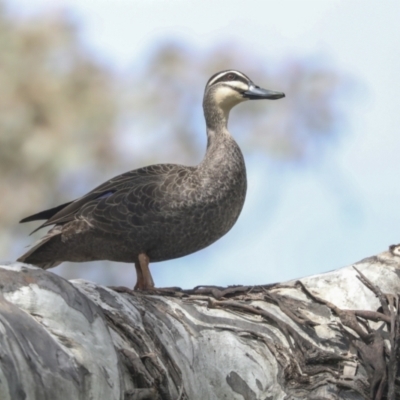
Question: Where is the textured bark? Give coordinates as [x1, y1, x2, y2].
[0, 245, 400, 400]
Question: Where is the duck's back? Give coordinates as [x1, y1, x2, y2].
[19, 135, 247, 266]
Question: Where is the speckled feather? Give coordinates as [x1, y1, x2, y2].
[18, 70, 283, 275]
[18, 133, 246, 267]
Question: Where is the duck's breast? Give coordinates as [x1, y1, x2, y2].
[147, 140, 247, 261]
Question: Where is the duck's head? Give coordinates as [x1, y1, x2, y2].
[205, 70, 284, 110]
[203, 70, 285, 128]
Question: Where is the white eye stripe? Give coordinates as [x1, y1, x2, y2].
[223, 81, 248, 91]
[231, 71, 248, 81]
[207, 72, 229, 86]
[207, 70, 250, 87]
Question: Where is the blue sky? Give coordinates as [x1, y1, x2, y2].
[8, 0, 400, 288]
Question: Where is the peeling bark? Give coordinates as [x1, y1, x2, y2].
[0, 246, 400, 399]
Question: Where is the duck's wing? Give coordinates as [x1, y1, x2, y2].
[21, 164, 192, 234]
[20, 201, 73, 223]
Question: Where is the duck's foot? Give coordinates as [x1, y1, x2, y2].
[109, 285, 136, 295]
[155, 286, 182, 292]
[152, 286, 182, 295]
[110, 254, 167, 293]
[109, 285, 158, 294]
[109, 286, 183, 297]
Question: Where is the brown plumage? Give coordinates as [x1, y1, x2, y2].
[18, 70, 285, 290]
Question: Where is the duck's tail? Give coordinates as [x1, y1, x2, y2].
[17, 226, 63, 270]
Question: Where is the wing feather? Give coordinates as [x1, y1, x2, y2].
[22, 164, 196, 234]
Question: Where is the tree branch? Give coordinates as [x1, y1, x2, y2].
[0, 246, 399, 399]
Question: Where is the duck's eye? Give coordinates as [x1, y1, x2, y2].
[226, 73, 236, 81]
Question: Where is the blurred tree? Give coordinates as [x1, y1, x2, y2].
[0, 5, 350, 284]
[0, 5, 118, 259]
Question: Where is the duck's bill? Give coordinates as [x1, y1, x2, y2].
[242, 86, 285, 100]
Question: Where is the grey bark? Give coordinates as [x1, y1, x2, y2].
[0, 245, 399, 400]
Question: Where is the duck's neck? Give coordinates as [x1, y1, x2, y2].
[203, 95, 230, 132]
[200, 97, 244, 175]
[203, 93, 232, 153]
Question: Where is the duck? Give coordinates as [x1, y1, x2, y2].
[18, 70, 285, 290]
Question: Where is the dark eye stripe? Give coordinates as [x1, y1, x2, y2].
[213, 75, 248, 85]
[206, 70, 249, 87]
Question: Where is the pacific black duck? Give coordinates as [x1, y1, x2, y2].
[18, 70, 285, 290]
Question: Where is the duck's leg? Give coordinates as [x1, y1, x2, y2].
[134, 253, 154, 290]
[134, 261, 144, 290]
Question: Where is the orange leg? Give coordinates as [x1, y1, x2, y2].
[134, 253, 155, 290]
